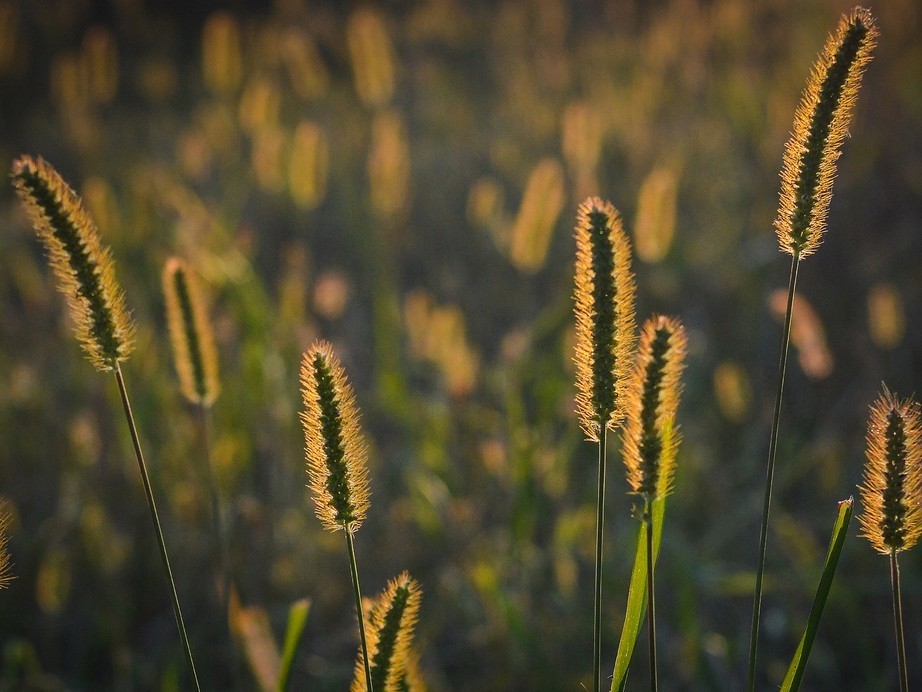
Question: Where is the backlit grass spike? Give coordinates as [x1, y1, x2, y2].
[573, 197, 637, 441]
[623, 315, 688, 500]
[11, 155, 134, 371]
[859, 387, 922, 555]
[163, 257, 220, 406]
[775, 7, 878, 258]
[352, 572, 422, 692]
[300, 341, 370, 532]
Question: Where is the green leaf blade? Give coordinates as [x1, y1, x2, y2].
[780, 497, 854, 692]
[276, 598, 311, 692]
[610, 495, 666, 692]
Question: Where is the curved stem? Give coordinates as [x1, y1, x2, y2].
[645, 502, 657, 692]
[346, 529, 373, 692]
[890, 551, 909, 692]
[114, 364, 200, 690]
[593, 430, 608, 692]
[747, 254, 800, 691]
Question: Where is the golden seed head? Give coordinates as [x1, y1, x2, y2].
[622, 315, 688, 500]
[11, 155, 134, 371]
[859, 387, 922, 555]
[573, 197, 637, 441]
[775, 7, 878, 258]
[300, 341, 370, 532]
[163, 257, 221, 406]
[352, 571, 422, 692]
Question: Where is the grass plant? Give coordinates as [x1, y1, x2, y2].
[3, 3, 913, 689]
[859, 388, 922, 692]
[10, 155, 200, 689]
[621, 316, 687, 691]
[747, 9, 878, 688]
[572, 197, 636, 691]
[300, 341, 373, 691]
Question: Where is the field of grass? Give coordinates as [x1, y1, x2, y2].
[1, 1, 921, 689]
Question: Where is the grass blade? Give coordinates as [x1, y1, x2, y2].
[610, 495, 665, 692]
[276, 598, 311, 692]
[780, 497, 853, 692]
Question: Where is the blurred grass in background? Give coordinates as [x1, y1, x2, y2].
[0, 0, 920, 688]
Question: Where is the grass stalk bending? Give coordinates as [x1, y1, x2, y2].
[748, 9, 877, 688]
[573, 197, 636, 691]
[301, 341, 373, 691]
[859, 387, 921, 692]
[11, 155, 199, 688]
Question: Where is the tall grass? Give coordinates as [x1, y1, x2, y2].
[4, 3, 916, 690]
[747, 9, 878, 688]
[10, 155, 200, 689]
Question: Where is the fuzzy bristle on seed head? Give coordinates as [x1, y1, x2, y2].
[163, 257, 220, 406]
[11, 155, 134, 371]
[775, 7, 877, 258]
[573, 197, 637, 441]
[622, 315, 687, 500]
[0, 510, 13, 590]
[859, 387, 922, 555]
[352, 571, 422, 692]
[300, 341, 370, 532]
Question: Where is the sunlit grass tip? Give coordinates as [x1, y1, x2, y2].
[573, 196, 637, 441]
[859, 386, 922, 555]
[352, 571, 423, 692]
[775, 7, 878, 258]
[163, 257, 220, 406]
[622, 315, 688, 500]
[10, 155, 134, 371]
[300, 341, 370, 532]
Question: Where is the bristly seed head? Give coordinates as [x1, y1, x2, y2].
[352, 571, 422, 692]
[623, 315, 687, 500]
[775, 7, 878, 258]
[301, 341, 370, 532]
[573, 197, 637, 441]
[859, 386, 922, 555]
[163, 257, 220, 406]
[11, 155, 134, 371]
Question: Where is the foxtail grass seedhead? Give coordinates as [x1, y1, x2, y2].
[163, 257, 220, 406]
[775, 7, 878, 258]
[573, 197, 637, 441]
[859, 387, 922, 555]
[352, 572, 422, 692]
[11, 155, 134, 371]
[623, 315, 687, 500]
[301, 341, 370, 532]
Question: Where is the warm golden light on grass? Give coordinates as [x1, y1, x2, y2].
[573, 197, 637, 441]
[11, 155, 134, 371]
[775, 8, 878, 258]
[300, 341, 370, 532]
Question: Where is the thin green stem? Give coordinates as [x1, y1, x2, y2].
[645, 501, 657, 692]
[114, 364, 200, 690]
[593, 430, 608, 692]
[346, 529, 373, 692]
[890, 551, 909, 692]
[747, 254, 800, 691]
